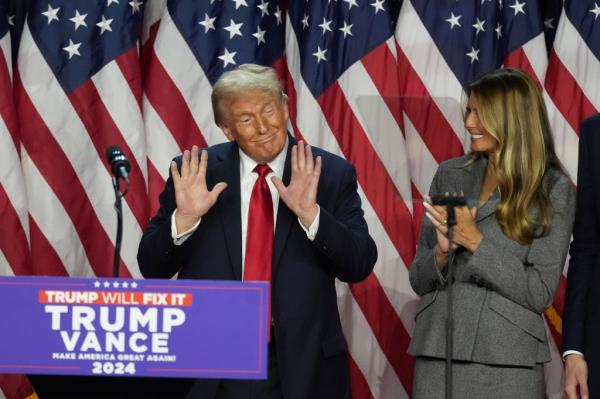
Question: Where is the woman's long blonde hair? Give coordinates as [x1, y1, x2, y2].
[466, 68, 562, 244]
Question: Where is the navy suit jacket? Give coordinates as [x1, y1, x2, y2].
[564, 113, 600, 395]
[137, 135, 377, 398]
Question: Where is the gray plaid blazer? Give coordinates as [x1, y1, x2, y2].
[408, 154, 575, 366]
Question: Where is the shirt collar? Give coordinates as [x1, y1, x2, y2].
[239, 135, 288, 180]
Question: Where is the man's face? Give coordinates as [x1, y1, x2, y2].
[219, 88, 289, 164]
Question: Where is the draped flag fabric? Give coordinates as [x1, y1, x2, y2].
[1, 0, 600, 398]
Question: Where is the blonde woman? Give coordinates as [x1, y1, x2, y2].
[408, 68, 575, 398]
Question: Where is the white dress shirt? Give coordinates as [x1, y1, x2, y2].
[170, 139, 320, 278]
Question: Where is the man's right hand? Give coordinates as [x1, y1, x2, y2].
[564, 354, 589, 399]
[171, 146, 227, 233]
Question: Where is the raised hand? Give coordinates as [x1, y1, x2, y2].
[272, 141, 321, 228]
[171, 146, 227, 233]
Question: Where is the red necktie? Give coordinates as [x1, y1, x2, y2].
[244, 164, 273, 341]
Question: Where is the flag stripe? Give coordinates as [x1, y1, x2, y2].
[0, 185, 29, 275]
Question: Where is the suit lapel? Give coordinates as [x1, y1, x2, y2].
[211, 144, 243, 280]
[272, 135, 297, 278]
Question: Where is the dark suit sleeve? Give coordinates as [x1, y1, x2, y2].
[137, 158, 187, 279]
[563, 117, 600, 353]
[311, 162, 377, 283]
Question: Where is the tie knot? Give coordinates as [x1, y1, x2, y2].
[254, 164, 271, 179]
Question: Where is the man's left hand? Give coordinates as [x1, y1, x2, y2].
[272, 141, 321, 228]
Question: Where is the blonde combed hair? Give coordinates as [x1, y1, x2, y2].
[466, 68, 561, 244]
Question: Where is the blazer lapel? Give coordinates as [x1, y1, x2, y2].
[211, 144, 243, 280]
[272, 135, 297, 278]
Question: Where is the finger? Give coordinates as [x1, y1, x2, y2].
[271, 176, 286, 196]
[181, 150, 190, 177]
[470, 206, 478, 218]
[313, 155, 322, 179]
[170, 161, 181, 184]
[291, 144, 298, 173]
[305, 143, 314, 171]
[210, 182, 228, 200]
[424, 195, 432, 204]
[198, 150, 208, 183]
[563, 384, 576, 399]
[581, 381, 589, 399]
[297, 140, 306, 170]
[426, 211, 448, 234]
[424, 201, 447, 221]
[189, 145, 199, 175]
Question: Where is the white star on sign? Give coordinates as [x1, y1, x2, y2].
[62, 39, 81, 59]
[122, 281, 129, 288]
[445, 12, 461, 29]
[129, 0, 143, 14]
[131, 282, 138, 288]
[370, 0, 385, 14]
[252, 25, 266, 45]
[199, 13, 216, 33]
[472, 17, 485, 35]
[590, 2, 600, 20]
[318, 17, 333, 35]
[218, 48, 237, 67]
[96, 15, 113, 35]
[224, 19, 243, 39]
[466, 47, 480, 63]
[509, 0, 526, 16]
[69, 10, 88, 30]
[42, 4, 60, 24]
[113, 282, 120, 288]
[339, 21, 353, 38]
[94, 281, 101, 288]
[103, 281, 111, 288]
[313, 46, 327, 63]
[257, 0, 269, 17]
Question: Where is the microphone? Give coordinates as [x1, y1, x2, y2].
[431, 195, 466, 207]
[106, 146, 131, 183]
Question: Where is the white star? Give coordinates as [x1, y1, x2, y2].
[107, 0, 119, 5]
[509, 0, 526, 16]
[274, 6, 282, 24]
[495, 23, 502, 38]
[472, 17, 485, 35]
[199, 13, 216, 33]
[313, 46, 327, 63]
[62, 39, 82, 59]
[370, 0, 385, 14]
[42, 4, 60, 24]
[122, 281, 129, 288]
[302, 14, 309, 29]
[103, 281, 111, 288]
[590, 2, 600, 20]
[466, 47, 480, 63]
[343, 0, 359, 10]
[339, 21, 353, 38]
[96, 15, 113, 34]
[544, 17, 554, 30]
[232, 0, 248, 9]
[257, 0, 269, 17]
[131, 282, 138, 288]
[113, 281, 120, 288]
[318, 17, 333, 35]
[93, 281, 101, 288]
[252, 25, 266, 45]
[445, 12, 461, 29]
[129, 0, 143, 14]
[218, 48, 237, 67]
[7, 15, 14, 26]
[69, 10, 88, 30]
[223, 19, 243, 39]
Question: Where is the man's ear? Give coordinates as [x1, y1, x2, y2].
[220, 124, 234, 142]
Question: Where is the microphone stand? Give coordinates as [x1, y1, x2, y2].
[111, 176, 129, 278]
[445, 204, 458, 399]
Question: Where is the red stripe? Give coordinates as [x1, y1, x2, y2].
[115, 47, 143, 111]
[347, 353, 375, 399]
[350, 274, 415, 396]
[15, 71, 131, 278]
[143, 31, 207, 151]
[147, 158, 166, 218]
[504, 47, 542, 89]
[317, 82, 415, 266]
[29, 216, 69, 276]
[545, 50, 598, 135]
[0, 374, 35, 399]
[141, 21, 160, 83]
[395, 44, 465, 164]
[67, 77, 148, 229]
[0, 185, 30, 275]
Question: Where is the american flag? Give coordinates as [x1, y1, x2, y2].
[1, 0, 599, 398]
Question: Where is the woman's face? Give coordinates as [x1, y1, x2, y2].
[465, 94, 498, 155]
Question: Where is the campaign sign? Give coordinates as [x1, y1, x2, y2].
[0, 276, 268, 379]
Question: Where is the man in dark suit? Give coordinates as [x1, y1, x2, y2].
[137, 64, 377, 399]
[563, 113, 600, 399]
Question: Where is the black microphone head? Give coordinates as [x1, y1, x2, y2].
[106, 145, 131, 178]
